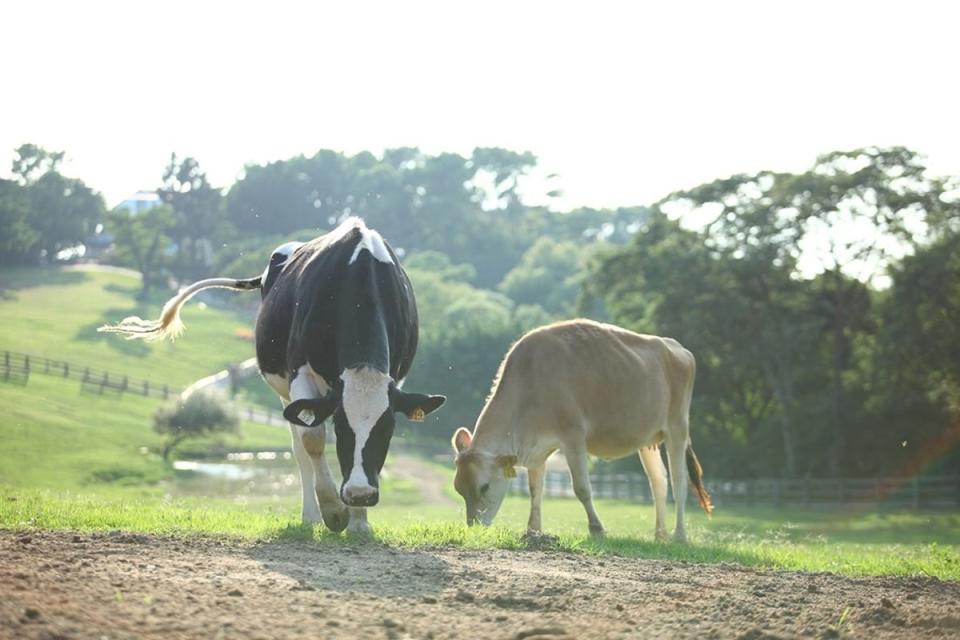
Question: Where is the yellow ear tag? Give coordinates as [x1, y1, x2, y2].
[504, 465, 517, 479]
[408, 407, 426, 422]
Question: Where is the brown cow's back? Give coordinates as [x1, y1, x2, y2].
[485, 319, 694, 459]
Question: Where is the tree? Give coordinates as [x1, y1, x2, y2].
[10, 144, 64, 184]
[498, 237, 587, 315]
[107, 205, 175, 298]
[9, 144, 105, 261]
[158, 154, 225, 281]
[586, 211, 815, 477]
[153, 393, 239, 461]
[0, 179, 37, 264]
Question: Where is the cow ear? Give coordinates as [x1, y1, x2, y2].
[390, 388, 446, 422]
[496, 455, 518, 479]
[283, 397, 337, 428]
[452, 427, 473, 454]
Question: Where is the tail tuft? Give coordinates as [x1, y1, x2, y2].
[686, 444, 714, 517]
[98, 277, 259, 342]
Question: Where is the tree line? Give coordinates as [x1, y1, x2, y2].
[2, 143, 957, 478]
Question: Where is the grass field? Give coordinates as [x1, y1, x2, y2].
[1, 266, 958, 583]
[0, 267, 258, 385]
[2, 487, 958, 580]
[0, 267, 289, 494]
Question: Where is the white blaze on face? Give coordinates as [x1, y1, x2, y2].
[340, 366, 391, 493]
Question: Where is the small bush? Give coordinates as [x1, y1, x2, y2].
[153, 393, 239, 460]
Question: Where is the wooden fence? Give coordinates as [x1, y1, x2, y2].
[2, 350, 175, 399]
[1, 349, 287, 427]
[507, 469, 960, 510]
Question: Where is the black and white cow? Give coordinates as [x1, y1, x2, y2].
[99, 217, 446, 533]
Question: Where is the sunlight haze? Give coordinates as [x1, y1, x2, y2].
[2, 1, 958, 208]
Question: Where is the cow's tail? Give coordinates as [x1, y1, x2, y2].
[686, 443, 714, 517]
[98, 276, 261, 341]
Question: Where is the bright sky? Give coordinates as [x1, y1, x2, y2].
[2, 1, 958, 210]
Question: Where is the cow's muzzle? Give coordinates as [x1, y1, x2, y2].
[341, 485, 379, 507]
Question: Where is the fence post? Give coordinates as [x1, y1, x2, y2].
[143, 381, 149, 396]
[163, 385, 169, 400]
[63, 362, 69, 377]
[24, 356, 30, 372]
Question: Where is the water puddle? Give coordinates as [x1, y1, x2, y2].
[168, 450, 305, 504]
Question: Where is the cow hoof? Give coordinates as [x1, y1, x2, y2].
[322, 509, 350, 533]
[654, 530, 669, 543]
[347, 522, 374, 537]
[588, 524, 606, 538]
[673, 531, 688, 544]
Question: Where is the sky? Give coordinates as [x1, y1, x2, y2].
[1, 1, 958, 210]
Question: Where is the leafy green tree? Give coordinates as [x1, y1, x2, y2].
[153, 393, 239, 461]
[0, 179, 37, 264]
[10, 144, 64, 183]
[106, 205, 175, 299]
[587, 211, 816, 477]
[9, 144, 105, 261]
[498, 237, 587, 315]
[158, 154, 225, 281]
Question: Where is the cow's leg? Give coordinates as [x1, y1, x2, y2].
[664, 436, 689, 542]
[565, 444, 605, 537]
[288, 366, 349, 532]
[638, 445, 668, 542]
[527, 465, 546, 533]
[346, 507, 372, 536]
[289, 424, 323, 525]
[303, 432, 350, 533]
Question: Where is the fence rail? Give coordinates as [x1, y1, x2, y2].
[507, 469, 960, 510]
[2, 350, 175, 399]
[1, 349, 286, 428]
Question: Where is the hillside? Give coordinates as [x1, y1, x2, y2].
[0, 267, 258, 386]
[0, 267, 288, 493]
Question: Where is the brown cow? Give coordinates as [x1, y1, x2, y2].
[451, 319, 712, 541]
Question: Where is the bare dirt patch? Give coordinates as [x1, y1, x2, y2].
[1, 530, 958, 639]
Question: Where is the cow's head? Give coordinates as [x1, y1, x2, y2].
[286, 367, 444, 507]
[451, 427, 515, 526]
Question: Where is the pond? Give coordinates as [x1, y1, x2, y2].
[168, 450, 308, 505]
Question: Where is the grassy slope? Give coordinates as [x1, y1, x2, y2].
[0, 267, 257, 386]
[1, 267, 958, 580]
[0, 267, 289, 494]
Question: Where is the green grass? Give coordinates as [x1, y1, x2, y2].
[0, 267, 288, 493]
[0, 267, 257, 386]
[0, 374, 289, 494]
[2, 265, 958, 582]
[2, 487, 957, 580]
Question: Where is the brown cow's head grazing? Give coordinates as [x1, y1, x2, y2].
[451, 427, 516, 526]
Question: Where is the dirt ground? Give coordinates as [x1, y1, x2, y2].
[2, 530, 958, 640]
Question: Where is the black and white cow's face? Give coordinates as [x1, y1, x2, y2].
[282, 368, 445, 508]
[288, 367, 444, 508]
[334, 367, 393, 507]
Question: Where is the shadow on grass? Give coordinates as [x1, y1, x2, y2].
[0, 268, 89, 298]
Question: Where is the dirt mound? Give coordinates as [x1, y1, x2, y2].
[2, 530, 958, 639]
